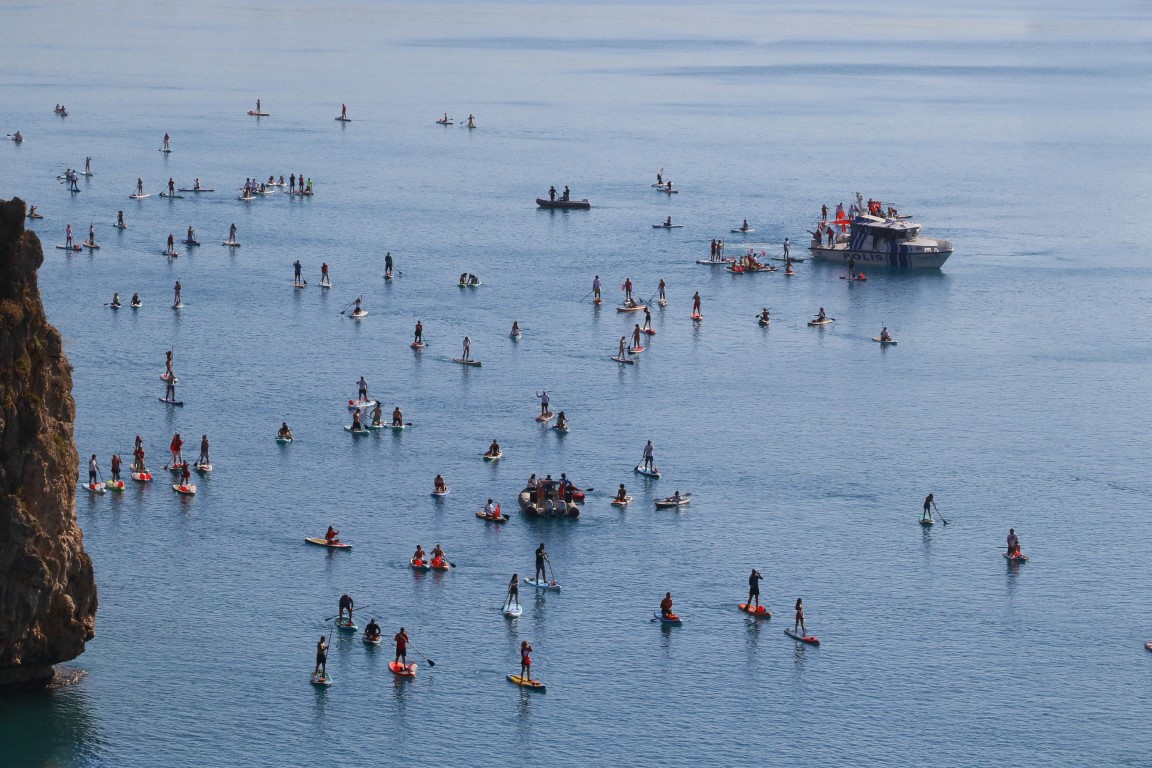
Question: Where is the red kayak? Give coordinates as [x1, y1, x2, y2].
[739, 603, 771, 618]
[389, 661, 417, 677]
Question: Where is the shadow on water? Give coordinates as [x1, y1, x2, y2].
[0, 669, 101, 767]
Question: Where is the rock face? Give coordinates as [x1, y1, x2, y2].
[0, 197, 96, 691]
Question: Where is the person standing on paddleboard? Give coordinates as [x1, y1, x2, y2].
[162, 133, 170, 151]
[632, 324, 642, 350]
[623, 277, 633, 302]
[384, 252, 393, 278]
[520, 640, 534, 682]
[537, 391, 550, 416]
[180, 463, 191, 488]
[507, 574, 520, 609]
[356, 376, 369, 404]
[658, 279, 667, 303]
[692, 292, 702, 317]
[228, 222, 237, 244]
[535, 544, 550, 584]
[321, 262, 329, 287]
[618, 336, 627, 359]
[338, 594, 354, 623]
[642, 306, 653, 331]
[413, 321, 423, 344]
[87, 454, 98, 487]
[642, 440, 655, 471]
[314, 636, 328, 677]
[196, 435, 210, 466]
[394, 628, 410, 667]
[173, 280, 181, 306]
[592, 275, 602, 303]
[164, 374, 177, 404]
[165, 350, 174, 380]
[1007, 529, 1020, 557]
[783, 238, 790, 258]
[747, 569, 763, 609]
[922, 494, 937, 523]
[794, 598, 807, 636]
[110, 453, 121, 483]
[462, 336, 471, 362]
[293, 259, 303, 287]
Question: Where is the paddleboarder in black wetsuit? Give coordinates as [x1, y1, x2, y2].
[314, 636, 328, 676]
[414, 321, 423, 343]
[384, 252, 393, 278]
[922, 493, 936, 523]
[338, 594, 354, 623]
[548, 185, 556, 201]
[747, 569, 763, 609]
[534, 543, 549, 584]
[507, 574, 520, 610]
[294, 259, 303, 286]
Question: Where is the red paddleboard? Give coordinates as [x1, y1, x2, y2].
[389, 661, 417, 677]
[739, 603, 771, 618]
[785, 628, 820, 645]
[691, 313, 703, 321]
[642, 328, 656, 335]
[629, 346, 645, 353]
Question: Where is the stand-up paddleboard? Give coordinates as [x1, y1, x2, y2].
[629, 346, 645, 354]
[335, 116, 352, 123]
[507, 674, 545, 691]
[310, 672, 332, 686]
[611, 496, 632, 507]
[109, 304, 122, 311]
[431, 561, 451, 572]
[385, 423, 412, 430]
[535, 412, 555, 423]
[477, 509, 509, 522]
[81, 241, 99, 250]
[173, 302, 184, 310]
[159, 398, 184, 406]
[690, 313, 703, 321]
[222, 241, 241, 247]
[840, 275, 868, 281]
[159, 193, 184, 199]
[411, 341, 426, 349]
[654, 612, 683, 626]
[431, 488, 450, 497]
[920, 517, 935, 527]
[366, 422, 385, 431]
[652, 223, 684, 229]
[1003, 551, 1029, 563]
[510, 331, 521, 339]
[552, 424, 569, 433]
[1145, 641, 1152, 654]
[184, 239, 200, 247]
[363, 634, 381, 646]
[739, 603, 771, 618]
[106, 479, 125, 492]
[436, 119, 453, 125]
[305, 537, 351, 550]
[658, 299, 668, 307]
[655, 493, 692, 508]
[452, 358, 481, 367]
[696, 258, 735, 265]
[503, 603, 522, 618]
[611, 355, 635, 364]
[634, 464, 661, 478]
[248, 111, 270, 116]
[730, 228, 755, 234]
[657, 188, 679, 194]
[172, 483, 196, 495]
[162, 250, 181, 258]
[524, 577, 561, 591]
[159, 148, 172, 154]
[56, 244, 82, 251]
[344, 426, 371, 436]
[129, 193, 150, 199]
[350, 310, 368, 319]
[642, 327, 657, 335]
[82, 482, 106, 494]
[758, 318, 770, 327]
[348, 399, 377, 410]
[178, 188, 215, 193]
[785, 627, 820, 645]
[194, 462, 211, 472]
[872, 337, 898, 345]
[276, 436, 293, 444]
[131, 471, 152, 482]
[483, 452, 502, 461]
[808, 318, 834, 326]
[771, 256, 806, 262]
[131, 302, 142, 309]
[410, 559, 431, 572]
[336, 618, 357, 632]
[616, 304, 645, 313]
[458, 281, 482, 287]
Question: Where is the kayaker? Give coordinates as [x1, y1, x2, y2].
[615, 484, 628, 502]
[623, 277, 633, 302]
[394, 628, 410, 666]
[430, 544, 446, 567]
[364, 619, 381, 642]
[384, 252, 393, 278]
[506, 574, 520, 609]
[670, 490, 683, 504]
[537, 390, 550, 416]
[555, 411, 568, 430]
[278, 422, 293, 440]
[642, 439, 655, 471]
[592, 275, 601, 303]
[434, 475, 447, 493]
[414, 321, 423, 344]
[1007, 529, 1020, 557]
[87, 454, 98, 487]
[314, 636, 329, 677]
[462, 336, 471, 361]
[392, 407, 404, 427]
[658, 279, 666, 303]
[325, 526, 339, 544]
[534, 543, 549, 584]
[412, 545, 426, 565]
[356, 376, 369, 403]
[794, 598, 807, 635]
[632, 324, 642, 349]
[370, 403, 383, 427]
[170, 433, 184, 465]
[110, 453, 121, 483]
[880, 327, 892, 341]
[747, 569, 763, 609]
[131, 293, 141, 307]
[486, 439, 501, 458]
[520, 640, 534, 682]
[196, 435, 210, 466]
[338, 593, 354, 622]
[351, 409, 363, 431]
[692, 292, 702, 316]
[660, 592, 675, 619]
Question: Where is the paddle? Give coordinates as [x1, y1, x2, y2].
[339, 295, 362, 315]
[407, 643, 436, 667]
[933, 501, 948, 525]
[578, 289, 594, 302]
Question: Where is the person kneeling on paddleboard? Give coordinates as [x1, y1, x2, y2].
[278, 422, 293, 440]
[338, 594, 354, 622]
[351, 410, 364, 432]
[434, 475, 447, 494]
[487, 439, 501, 458]
[371, 403, 383, 427]
[325, 526, 339, 545]
[392, 407, 403, 427]
[556, 412, 567, 430]
[660, 592, 675, 619]
[412, 545, 426, 566]
[880, 327, 892, 342]
[365, 619, 381, 642]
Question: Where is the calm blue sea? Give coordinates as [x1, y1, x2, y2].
[2, 1, 1152, 765]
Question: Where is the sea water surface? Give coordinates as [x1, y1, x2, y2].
[2, 1, 1152, 765]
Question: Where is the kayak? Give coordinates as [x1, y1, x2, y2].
[131, 472, 152, 482]
[348, 399, 377, 410]
[344, 426, 371, 435]
[363, 634, 381, 646]
[336, 618, 358, 632]
[730, 228, 755, 234]
[634, 464, 661, 478]
[840, 275, 869, 281]
[389, 662, 417, 677]
[655, 493, 692, 508]
[739, 603, 771, 618]
[159, 398, 184, 406]
[503, 603, 522, 618]
[808, 318, 834, 326]
[411, 341, 425, 349]
[483, 452, 502, 461]
[159, 193, 184, 199]
[410, 560, 431, 573]
[535, 412, 555, 422]
[785, 628, 820, 645]
[452, 358, 482, 366]
[476, 510, 509, 522]
[507, 674, 546, 691]
[172, 483, 196, 495]
[654, 612, 682, 626]
[872, 337, 898, 345]
[82, 482, 105, 494]
[523, 577, 561, 591]
[611, 496, 632, 506]
[305, 537, 351, 550]
[27, 213, 44, 219]
[310, 672, 332, 686]
[652, 224, 684, 229]
[431, 488, 450, 497]
[1003, 552, 1029, 563]
[611, 355, 635, 364]
[335, 116, 352, 122]
[222, 241, 241, 247]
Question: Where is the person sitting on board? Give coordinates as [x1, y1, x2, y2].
[520, 640, 534, 683]
[615, 484, 628, 502]
[364, 618, 381, 642]
[468, 273, 479, 285]
[486, 439, 501, 458]
[434, 475, 447, 493]
[511, 320, 520, 336]
[484, 499, 498, 518]
[278, 175, 286, 186]
[325, 526, 339, 545]
[351, 409, 364, 431]
[816, 307, 827, 322]
[922, 493, 936, 523]
[1007, 529, 1020, 557]
[665, 216, 672, 227]
[314, 636, 329, 678]
[741, 219, 749, 231]
[339, 594, 354, 622]
[759, 308, 771, 323]
[670, 490, 683, 504]
[794, 598, 807, 635]
[748, 569, 763, 609]
[111, 292, 121, 308]
[370, 403, 383, 427]
[660, 592, 675, 619]
[278, 422, 293, 440]
[412, 546, 426, 566]
[391, 407, 403, 427]
[858, 272, 867, 280]
[555, 411, 567, 430]
[431, 544, 446, 568]
[459, 272, 468, 286]
[879, 327, 892, 342]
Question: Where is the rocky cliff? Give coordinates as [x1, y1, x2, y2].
[0, 197, 96, 692]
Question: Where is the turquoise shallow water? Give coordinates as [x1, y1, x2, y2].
[3, 1, 1152, 766]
